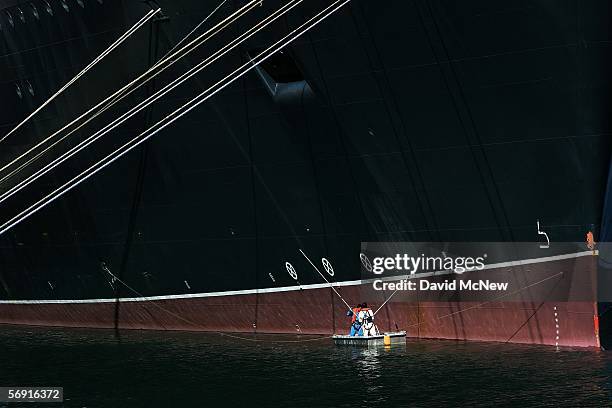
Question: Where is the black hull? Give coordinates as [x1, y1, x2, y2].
[0, 0, 609, 347]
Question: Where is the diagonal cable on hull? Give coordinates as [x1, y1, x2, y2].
[0, 0, 260, 186]
[0, 0, 353, 236]
[0, 0, 304, 206]
[0, 7, 162, 144]
[158, 0, 228, 62]
[0, 0, 297, 205]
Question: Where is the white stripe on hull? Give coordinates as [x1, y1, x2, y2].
[0, 250, 596, 305]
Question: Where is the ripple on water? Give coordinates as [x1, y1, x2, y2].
[0, 326, 611, 407]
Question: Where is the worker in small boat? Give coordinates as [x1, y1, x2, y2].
[358, 303, 378, 336]
[346, 303, 363, 336]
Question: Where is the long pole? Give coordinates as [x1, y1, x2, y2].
[299, 249, 352, 311]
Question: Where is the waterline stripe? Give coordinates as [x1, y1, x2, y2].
[0, 250, 596, 305]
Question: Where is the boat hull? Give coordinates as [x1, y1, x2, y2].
[333, 331, 407, 347]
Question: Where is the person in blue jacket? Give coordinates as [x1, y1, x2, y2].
[346, 303, 364, 336]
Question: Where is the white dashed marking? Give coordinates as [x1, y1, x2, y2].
[554, 305, 560, 347]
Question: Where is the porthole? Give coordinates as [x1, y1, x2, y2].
[44, 1, 53, 15]
[16, 7, 25, 23]
[15, 84, 22, 99]
[26, 80, 34, 96]
[76, 0, 85, 8]
[5, 11, 14, 28]
[61, 0, 69, 12]
[30, 3, 40, 20]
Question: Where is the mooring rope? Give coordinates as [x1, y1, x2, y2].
[158, 0, 228, 62]
[0, 8, 161, 143]
[403, 271, 564, 330]
[0, 0, 260, 189]
[0, 0, 296, 206]
[0, 0, 230, 187]
[0, 0, 349, 236]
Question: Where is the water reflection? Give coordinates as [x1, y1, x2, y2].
[0, 326, 611, 407]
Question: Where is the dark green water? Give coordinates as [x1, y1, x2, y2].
[0, 325, 611, 407]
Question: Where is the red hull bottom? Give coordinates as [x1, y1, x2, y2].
[0, 286, 600, 348]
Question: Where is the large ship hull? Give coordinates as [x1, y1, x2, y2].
[0, 0, 609, 349]
[0, 251, 600, 348]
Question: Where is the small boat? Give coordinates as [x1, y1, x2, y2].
[333, 331, 406, 347]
